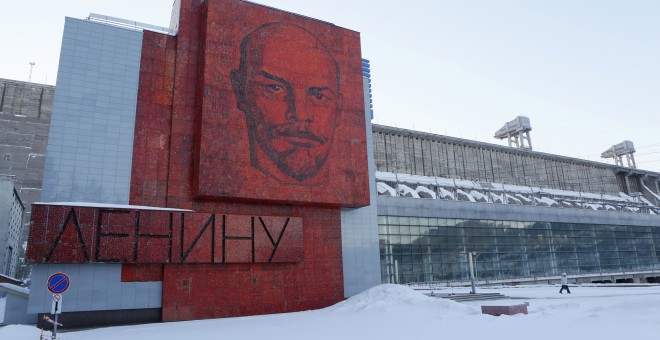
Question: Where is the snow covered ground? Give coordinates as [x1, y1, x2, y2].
[2, 283, 659, 340]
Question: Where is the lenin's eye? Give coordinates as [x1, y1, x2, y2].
[308, 87, 332, 101]
[262, 84, 283, 92]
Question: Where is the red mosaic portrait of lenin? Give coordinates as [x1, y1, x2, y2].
[194, 0, 370, 207]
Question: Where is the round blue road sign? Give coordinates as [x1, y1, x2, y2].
[47, 273, 70, 294]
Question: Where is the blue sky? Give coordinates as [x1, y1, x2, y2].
[2, 0, 658, 171]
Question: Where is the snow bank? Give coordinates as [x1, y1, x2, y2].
[2, 285, 660, 340]
[326, 284, 475, 315]
[376, 182, 396, 196]
[0, 325, 40, 339]
[328, 284, 429, 312]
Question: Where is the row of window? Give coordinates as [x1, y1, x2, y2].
[379, 216, 660, 284]
[381, 226, 658, 238]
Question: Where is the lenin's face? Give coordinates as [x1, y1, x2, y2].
[232, 24, 342, 183]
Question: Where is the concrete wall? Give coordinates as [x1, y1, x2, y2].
[0, 79, 53, 213]
[0, 79, 53, 279]
[28, 264, 161, 314]
[0, 288, 37, 325]
[372, 125, 634, 196]
[0, 78, 54, 120]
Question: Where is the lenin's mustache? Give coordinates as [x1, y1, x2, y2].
[270, 125, 326, 145]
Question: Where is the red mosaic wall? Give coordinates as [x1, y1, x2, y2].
[121, 263, 164, 282]
[127, 0, 360, 321]
[161, 207, 343, 320]
[194, 0, 369, 206]
[26, 204, 303, 264]
[129, 30, 176, 208]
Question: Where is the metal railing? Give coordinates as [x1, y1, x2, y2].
[375, 171, 660, 215]
[87, 13, 176, 36]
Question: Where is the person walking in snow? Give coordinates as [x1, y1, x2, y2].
[559, 273, 571, 294]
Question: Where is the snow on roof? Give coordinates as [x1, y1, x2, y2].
[469, 190, 488, 202]
[456, 189, 476, 202]
[583, 203, 602, 210]
[535, 196, 559, 207]
[0, 283, 29, 296]
[398, 184, 420, 198]
[375, 171, 656, 207]
[504, 194, 522, 204]
[376, 172, 481, 190]
[415, 186, 436, 199]
[438, 187, 453, 199]
[515, 194, 532, 203]
[0, 273, 20, 282]
[377, 182, 396, 196]
[489, 192, 503, 203]
[34, 202, 193, 212]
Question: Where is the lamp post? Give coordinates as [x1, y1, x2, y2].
[460, 251, 478, 294]
[28, 61, 36, 82]
[468, 251, 477, 294]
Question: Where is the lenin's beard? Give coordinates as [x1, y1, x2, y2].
[254, 123, 333, 182]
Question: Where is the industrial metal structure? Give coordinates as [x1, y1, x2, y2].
[494, 116, 532, 149]
[602, 140, 637, 168]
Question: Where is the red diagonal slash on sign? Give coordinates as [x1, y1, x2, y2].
[51, 276, 66, 290]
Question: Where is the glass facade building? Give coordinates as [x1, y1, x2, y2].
[379, 216, 660, 284]
[29, 17, 162, 316]
[41, 17, 142, 204]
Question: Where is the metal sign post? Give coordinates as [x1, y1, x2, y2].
[51, 294, 62, 338]
[47, 273, 70, 339]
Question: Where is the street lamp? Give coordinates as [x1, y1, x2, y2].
[28, 61, 36, 82]
[460, 251, 478, 294]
